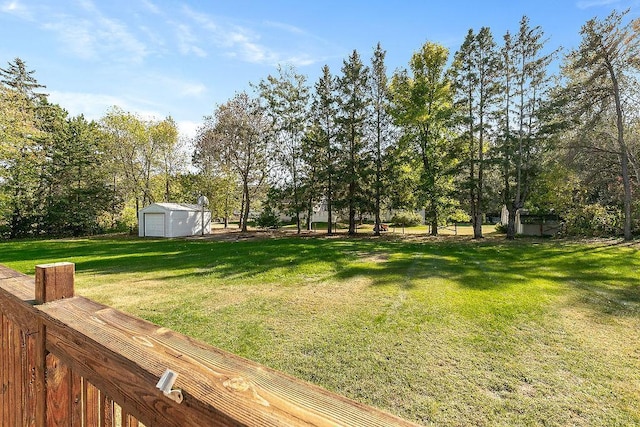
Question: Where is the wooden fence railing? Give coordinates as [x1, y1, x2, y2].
[0, 263, 419, 426]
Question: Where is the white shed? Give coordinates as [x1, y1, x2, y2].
[138, 203, 211, 238]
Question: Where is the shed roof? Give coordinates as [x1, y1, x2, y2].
[140, 203, 207, 213]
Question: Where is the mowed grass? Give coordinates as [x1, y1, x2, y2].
[1, 234, 639, 426]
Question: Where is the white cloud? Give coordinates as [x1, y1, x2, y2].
[263, 21, 306, 35]
[175, 23, 207, 57]
[153, 74, 207, 97]
[36, 2, 149, 63]
[179, 5, 325, 67]
[1, 0, 32, 20]
[177, 120, 200, 140]
[140, 0, 161, 15]
[576, 0, 620, 9]
[48, 91, 127, 120]
[97, 16, 149, 61]
[48, 90, 165, 122]
[42, 20, 97, 60]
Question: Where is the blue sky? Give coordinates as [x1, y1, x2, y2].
[1, 0, 637, 138]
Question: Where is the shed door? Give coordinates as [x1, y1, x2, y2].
[144, 213, 165, 237]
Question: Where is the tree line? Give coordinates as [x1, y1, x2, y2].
[1, 10, 639, 240]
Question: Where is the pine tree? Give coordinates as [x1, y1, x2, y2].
[335, 50, 370, 235]
[452, 28, 501, 239]
[0, 58, 48, 237]
[310, 65, 338, 234]
[497, 17, 556, 239]
[0, 57, 47, 102]
[258, 65, 311, 233]
[369, 43, 394, 236]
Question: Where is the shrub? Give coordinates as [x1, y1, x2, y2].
[495, 223, 507, 234]
[255, 207, 280, 229]
[390, 211, 423, 227]
[564, 203, 621, 237]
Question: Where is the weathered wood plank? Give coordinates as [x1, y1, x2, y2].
[0, 277, 39, 333]
[35, 262, 74, 304]
[0, 313, 4, 427]
[24, 328, 37, 427]
[101, 394, 114, 427]
[39, 296, 420, 427]
[85, 380, 100, 426]
[35, 319, 46, 427]
[19, 328, 35, 427]
[1, 314, 9, 427]
[0, 265, 39, 427]
[0, 265, 36, 301]
[71, 371, 83, 426]
[9, 316, 18, 427]
[46, 352, 72, 426]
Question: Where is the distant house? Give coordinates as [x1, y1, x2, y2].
[501, 206, 563, 237]
[138, 203, 211, 238]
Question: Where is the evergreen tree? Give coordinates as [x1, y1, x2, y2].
[497, 17, 556, 239]
[335, 50, 371, 235]
[0, 57, 47, 102]
[258, 65, 311, 233]
[309, 65, 338, 234]
[451, 28, 501, 239]
[0, 58, 48, 237]
[41, 110, 115, 235]
[369, 43, 395, 236]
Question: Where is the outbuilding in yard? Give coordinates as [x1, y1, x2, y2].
[138, 203, 211, 238]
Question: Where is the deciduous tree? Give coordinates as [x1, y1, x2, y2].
[561, 9, 640, 240]
[194, 92, 269, 232]
[390, 41, 457, 236]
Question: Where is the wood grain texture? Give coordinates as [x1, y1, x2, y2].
[0, 313, 5, 427]
[40, 297, 420, 426]
[101, 394, 115, 427]
[35, 263, 74, 304]
[45, 352, 72, 426]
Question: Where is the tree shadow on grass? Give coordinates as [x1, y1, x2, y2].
[2, 236, 638, 318]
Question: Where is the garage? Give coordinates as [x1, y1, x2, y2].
[143, 213, 165, 237]
[138, 203, 211, 238]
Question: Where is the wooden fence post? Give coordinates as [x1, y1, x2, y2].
[35, 262, 74, 305]
[34, 262, 75, 427]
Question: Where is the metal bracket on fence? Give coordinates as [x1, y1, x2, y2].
[156, 369, 184, 404]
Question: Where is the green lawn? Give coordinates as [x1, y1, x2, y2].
[1, 234, 639, 426]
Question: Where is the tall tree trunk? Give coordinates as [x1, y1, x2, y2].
[306, 200, 313, 231]
[374, 123, 382, 237]
[293, 168, 301, 234]
[608, 62, 633, 240]
[430, 215, 438, 237]
[474, 111, 485, 240]
[348, 181, 356, 235]
[506, 205, 517, 239]
[242, 182, 250, 232]
[429, 187, 438, 236]
[327, 175, 333, 235]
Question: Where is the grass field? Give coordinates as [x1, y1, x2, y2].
[1, 233, 639, 426]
